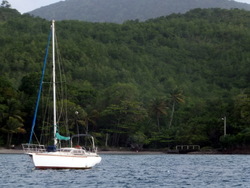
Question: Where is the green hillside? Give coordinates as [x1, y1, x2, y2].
[29, 0, 250, 23]
[0, 7, 250, 151]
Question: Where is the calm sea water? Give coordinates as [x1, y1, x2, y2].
[0, 154, 250, 187]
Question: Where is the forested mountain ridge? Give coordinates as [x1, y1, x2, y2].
[28, 0, 250, 23]
[0, 7, 250, 151]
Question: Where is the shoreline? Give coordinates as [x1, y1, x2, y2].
[1, 148, 250, 155]
[0, 148, 164, 155]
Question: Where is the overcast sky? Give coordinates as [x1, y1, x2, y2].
[8, 0, 64, 14]
[6, 0, 250, 14]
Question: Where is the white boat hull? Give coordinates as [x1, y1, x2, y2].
[29, 152, 102, 169]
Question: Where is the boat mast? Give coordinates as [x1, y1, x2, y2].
[52, 20, 57, 146]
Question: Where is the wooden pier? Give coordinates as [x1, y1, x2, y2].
[176, 145, 200, 154]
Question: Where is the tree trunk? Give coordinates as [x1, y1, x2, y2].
[6, 133, 13, 148]
[157, 112, 160, 131]
[105, 133, 109, 147]
[169, 101, 175, 128]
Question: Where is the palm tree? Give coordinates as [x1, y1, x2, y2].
[82, 109, 99, 134]
[169, 88, 185, 128]
[0, 99, 25, 148]
[150, 97, 168, 130]
[0, 77, 25, 147]
[5, 115, 25, 148]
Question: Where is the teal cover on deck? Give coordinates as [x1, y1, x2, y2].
[56, 132, 70, 140]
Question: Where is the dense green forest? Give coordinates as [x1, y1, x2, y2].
[0, 7, 250, 151]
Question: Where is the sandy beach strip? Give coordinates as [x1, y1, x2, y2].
[0, 148, 24, 154]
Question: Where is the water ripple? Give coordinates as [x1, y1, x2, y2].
[1, 154, 250, 187]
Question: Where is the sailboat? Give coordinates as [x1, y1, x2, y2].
[22, 20, 101, 169]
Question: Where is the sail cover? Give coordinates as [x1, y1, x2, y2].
[56, 132, 70, 140]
